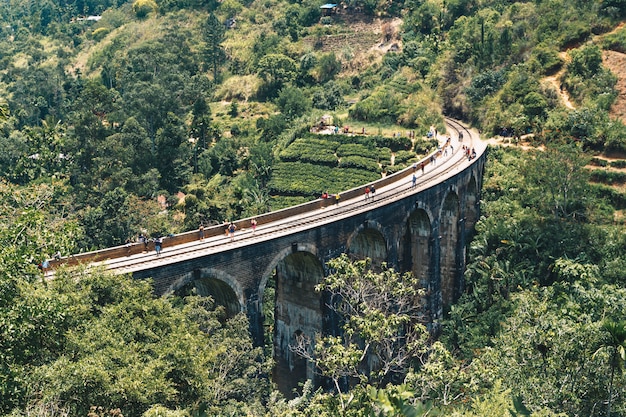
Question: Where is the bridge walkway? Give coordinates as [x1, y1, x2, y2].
[46, 119, 485, 278]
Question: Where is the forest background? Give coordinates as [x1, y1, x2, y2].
[2, 0, 626, 415]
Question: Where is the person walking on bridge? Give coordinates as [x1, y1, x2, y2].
[155, 237, 163, 256]
[228, 222, 237, 241]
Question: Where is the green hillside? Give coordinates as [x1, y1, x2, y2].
[2, 0, 626, 415]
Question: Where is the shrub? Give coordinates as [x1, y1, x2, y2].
[601, 26, 626, 53]
[337, 143, 378, 159]
[372, 134, 412, 152]
[268, 162, 379, 196]
[592, 184, 626, 210]
[589, 169, 626, 185]
[394, 150, 415, 165]
[312, 81, 345, 110]
[349, 90, 402, 124]
[590, 157, 609, 167]
[91, 27, 111, 42]
[385, 165, 405, 175]
[466, 69, 507, 103]
[279, 138, 339, 165]
[276, 86, 311, 120]
[339, 156, 380, 172]
[132, 0, 158, 19]
[609, 160, 626, 169]
[529, 46, 562, 75]
[215, 75, 262, 102]
[414, 138, 438, 155]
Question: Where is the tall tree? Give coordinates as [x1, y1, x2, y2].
[203, 13, 226, 82]
[522, 143, 591, 221]
[292, 254, 430, 408]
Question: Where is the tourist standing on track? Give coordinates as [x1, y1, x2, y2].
[155, 237, 162, 256]
[228, 222, 237, 241]
[364, 186, 370, 201]
[412, 174, 417, 188]
[139, 233, 147, 252]
[199, 224, 205, 240]
[251, 218, 257, 233]
[370, 185, 376, 201]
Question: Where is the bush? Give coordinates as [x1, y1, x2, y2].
[385, 164, 405, 175]
[414, 138, 438, 155]
[466, 69, 507, 103]
[372, 134, 412, 152]
[394, 150, 415, 164]
[337, 143, 378, 159]
[91, 27, 111, 42]
[592, 184, 626, 210]
[339, 156, 381, 172]
[610, 160, 626, 169]
[276, 86, 311, 120]
[132, 0, 158, 18]
[268, 162, 379, 196]
[349, 90, 402, 124]
[589, 169, 626, 185]
[312, 81, 345, 110]
[590, 157, 609, 167]
[601, 26, 626, 53]
[279, 138, 339, 165]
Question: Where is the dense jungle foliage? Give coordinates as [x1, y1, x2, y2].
[2, 0, 626, 415]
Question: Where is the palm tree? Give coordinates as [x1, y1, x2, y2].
[595, 319, 626, 417]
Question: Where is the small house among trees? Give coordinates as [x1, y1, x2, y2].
[320, 3, 337, 16]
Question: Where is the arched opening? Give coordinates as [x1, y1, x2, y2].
[439, 192, 460, 311]
[175, 275, 241, 318]
[349, 226, 387, 268]
[465, 176, 479, 232]
[406, 209, 432, 288]
[272, 251, 325, 397]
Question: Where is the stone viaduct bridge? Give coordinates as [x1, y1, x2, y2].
[49, 118, 487, 393]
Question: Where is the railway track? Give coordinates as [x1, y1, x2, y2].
[47, 118, 483, 277]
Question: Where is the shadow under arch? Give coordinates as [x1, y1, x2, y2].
[439, 190, 461, 312]
[172, 268, 244, 318]
[465, 175, 479, 232]
[347, 221, 387, 268]
[403, 208, 432, 289]
[258, 245, 325, 398]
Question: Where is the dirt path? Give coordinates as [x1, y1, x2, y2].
[603, 50, 626, 123]
[542, 52, 576, 110]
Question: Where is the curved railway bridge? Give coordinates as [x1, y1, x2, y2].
[48, 117, 487, 393]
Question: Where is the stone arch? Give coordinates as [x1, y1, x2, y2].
[405, 208, 432, 288]
[465, 175, 479, 232]
[439, 190, 460, 310]
[347, 221, 387, 267]
[260, 246, 325, 397]
[258, 243, 320, 301]
[170, 268, 245, 318]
